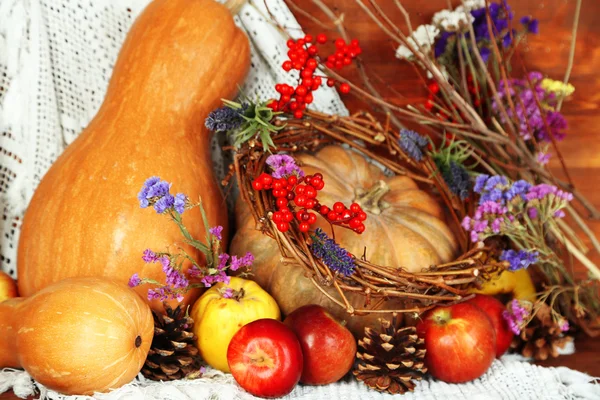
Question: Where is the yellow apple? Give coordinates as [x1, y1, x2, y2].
[0, 271, 18, 302]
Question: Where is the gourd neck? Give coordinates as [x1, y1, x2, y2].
[225, 0, 246, 14]
[353, 180, 390, 215]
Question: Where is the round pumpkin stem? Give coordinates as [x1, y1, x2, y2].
[353, 180, 391, 215]
[224, 0, 246, 14]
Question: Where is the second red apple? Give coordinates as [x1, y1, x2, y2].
[466, 294, 514, 357]
[284, 304, 356, 385]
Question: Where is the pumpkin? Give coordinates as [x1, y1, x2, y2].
[190, 276, 281, 372]
[230, 145, 458, 336]
[0, 277, 153, 395]
[16, 0, 251, 311]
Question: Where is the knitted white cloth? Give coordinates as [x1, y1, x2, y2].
[1, 355, 599, 400]
[0, 1, 598, 399]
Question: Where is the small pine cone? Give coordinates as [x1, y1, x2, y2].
[142, 304, 204, 381]
[353, 316, 427, 395]
[511, 303, 573, 361]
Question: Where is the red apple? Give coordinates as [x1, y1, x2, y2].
[227, 319, 303, 398]
[284, 304, 356, 385]
[417, 303, 496, 383]
[0, 271, 18, 303]
[466, 294, 514, 357]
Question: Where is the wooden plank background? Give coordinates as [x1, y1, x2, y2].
[288, 0, 600, 376]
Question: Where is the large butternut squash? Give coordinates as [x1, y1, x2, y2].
[17, 0, 250, 309]
[0, 277, 154, 395]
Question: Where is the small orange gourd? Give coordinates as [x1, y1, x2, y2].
[17, 0, 250, 310]
[231, 146, 458, 336]
[0, 277, 154, 395]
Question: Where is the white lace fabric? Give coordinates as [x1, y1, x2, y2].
[0, 1, 598, 399]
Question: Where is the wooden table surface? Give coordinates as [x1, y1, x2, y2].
[1, 1, 599, 399]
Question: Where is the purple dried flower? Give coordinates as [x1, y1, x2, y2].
[209, 225, 224, 241]
[528, 207, 538, 219]
[154, 194, 175, 214]
[128, 273, 141, 288]
[221, 287, 235, 299]
[441, 161, 471, 199]
[474, 174, 489, 193]
[217, 253, 230, 270]
[142, 249, 159, 263]
[500, 249, 539, 271]
[205, 104, 247, 132]
[201, 272, 231, 287]
[174, 193, 187, 214]
[505, 180, 532, 202]
[266, 154, 305, 179]
[536, 152, 550, 165]
[554, 210, 566, 218]
[520, 16, 539, 34]
[503, 299, 531, 335]
[399, 129, 429, 162]
[559, 319, 570, 332]
[230, 252, 254, 271]
[310, 229, 355, 276]
[525, 184, 557, 201]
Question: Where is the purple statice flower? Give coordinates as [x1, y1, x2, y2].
[500, 249, 539, 271]
[520, 16, 539, 34]
[205, 104, 247, 132]
[474, 174, 489, 193]
[434, 31, 453, 58]
[209, 225, 224, 241]
[217, 253, 230, 270]
[138, 177, 160, 208]
[128, 273, 141, 288]
[221, 287, 235, 299]
[525, 183, 557, 201]
[554, 210, 566, 218]
[310, 229, 355, 276]
[399, 129, 429, 162]
[154, 194, 175, 214]
[229, 252, 254, 271]
[503, 299, 531, 335]
[142, 249, 159, 263]
[536, 152, 550, 165]
[493, 72, 568, 143]
[471, 0, 514, 51]
[559, 319, 570, 332]
[147, 286, 184, 303]
[201, 272, 230, 287]
[505, 180, 531, 202]
[266, 154, 305, 179]
[174, 193, 187, 214]
[528, 207, 538, 219]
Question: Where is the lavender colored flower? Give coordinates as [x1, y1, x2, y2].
[266, 154, 305, 179]
[154, 194, 175, 214]
[503, 299, 531, 335]
[147, 286, 184, 303]
[201, 271, 230, 287]
[536, 152, 550, 165]
[528, 207, 538, 219]
[128, 273, 141, 287]
[205, 104, 247, 132]
[505, 180, 531, 201]
[474, 174, 489, 193]
[500, 249, 539, 271]
[142, 249, 159, 263]
[174, 193, 187, 214]
[559, 319, 570, 332]
[310, 229, 355, 276]
[399, 129, 429, 162]
[525, 183, 557, 201]
[138, 176, 160, 208]
[209, 225, 224, 241]
[520, 16, 539, 34]
[229, 252, 254, 271]
[221, 287, 235, 299]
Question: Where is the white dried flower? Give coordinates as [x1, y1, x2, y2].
[432, 8, 474, 32]
[461, 0, 486, 11]
[395, 24, 440, 60]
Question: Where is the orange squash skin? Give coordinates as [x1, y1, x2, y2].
[0, 277, 154, 395]
[17, 0, 251, 309]
[230, 146, 458, 336]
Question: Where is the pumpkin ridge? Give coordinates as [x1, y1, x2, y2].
[384, 206, 455, 261]
[362, 209, 402, 268]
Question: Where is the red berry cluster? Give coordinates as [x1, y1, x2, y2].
[267, 34, 361, 119]
[251, 172, 367, 234]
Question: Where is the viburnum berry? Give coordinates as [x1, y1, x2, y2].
[316, 33, 327, 44]
[339, 83, 351, 94]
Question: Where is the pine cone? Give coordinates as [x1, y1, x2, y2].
[511, 303, 573, 361]
[142, 304, 204, 381]
[353, 316, 427, 395]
